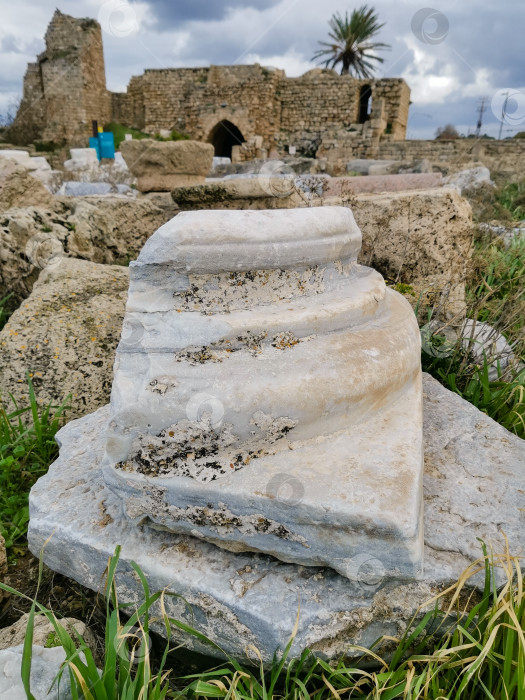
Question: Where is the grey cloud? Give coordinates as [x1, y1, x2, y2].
[135, 0, 281, 26]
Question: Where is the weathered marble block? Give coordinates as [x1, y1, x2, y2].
[103, 207, 424, 581]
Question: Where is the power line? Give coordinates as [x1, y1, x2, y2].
[475, 96, 487, 137]
[498, 91, 510, 140]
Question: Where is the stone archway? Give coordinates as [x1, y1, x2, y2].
[209, 120, 245, 158]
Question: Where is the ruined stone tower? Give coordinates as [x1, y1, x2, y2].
[9, 10, 110, 146]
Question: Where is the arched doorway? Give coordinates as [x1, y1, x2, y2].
[209, 120, 245, 158]
[358, 85, 372, 123]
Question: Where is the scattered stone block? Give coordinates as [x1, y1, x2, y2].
[444, 166, 494, 194]
[351, 188, 473, 319]
[0, 645, 74, 699]
[0, 258, 129, 418]
[64, 148, 99, 172]
[57, 181, 113, 196]
[0, 157, 54, 213]
[0, 197, 167, 302]
[322, 173, 442, 195]
[120, 139, 214, 192]
[0, 614, 96, 653]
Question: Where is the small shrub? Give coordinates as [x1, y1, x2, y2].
[104, 122, 151, 149]
[34, 140, 64, 153]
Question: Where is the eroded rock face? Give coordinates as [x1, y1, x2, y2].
[0, 196, 168, 302]
[352, 188, 473, 319]
[120, 139, 214, 192]
[102, 207, 424, 581]
[0, 157, 54, 214]
[0, 258, 128, 418]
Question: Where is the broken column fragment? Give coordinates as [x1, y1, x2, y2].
[102, 207, 424, 582]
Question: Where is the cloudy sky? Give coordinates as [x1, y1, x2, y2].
[1, 0, 524, 139]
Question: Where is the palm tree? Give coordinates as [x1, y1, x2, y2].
[312, 6, 390, 78]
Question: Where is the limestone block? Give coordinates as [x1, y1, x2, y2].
[57, 182, 113, 196]
[351, 188, 473, 318]
[0, 157, 55, 214]
[0, 197, 167, 302]
[0, 258, 129, 419]
[0, 614, 96, 654]
[0, 645, 73, 699]
[28, 375, 525, 663]
[322, 173, 442, 195]
[119, 139, 214, 192]
[102, 207, 424, 581]
[444, 166, 494, 194]
[64, 148, 99, 171]
[0, 150, 33, 167]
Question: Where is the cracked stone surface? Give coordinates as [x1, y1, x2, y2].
[28, 374, 525, 663]
[0, 258, 129, 418]
[102, 207, 424, 580]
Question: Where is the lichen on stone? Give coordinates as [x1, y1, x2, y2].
[117, 413, 298, 482]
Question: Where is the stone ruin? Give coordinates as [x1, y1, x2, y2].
[10, 10, 409, 156]
[28, 207, 525, 662]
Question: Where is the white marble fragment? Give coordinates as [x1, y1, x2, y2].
[103, 207, 424, 580]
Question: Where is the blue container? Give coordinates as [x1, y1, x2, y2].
[99, 132, 115, 160]
[88, 137, 100, 159]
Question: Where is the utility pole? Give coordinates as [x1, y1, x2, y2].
[498, 92, 509, 140]
[475, 97, 487, 137]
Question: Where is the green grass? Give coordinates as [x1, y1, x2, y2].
[422, 234, 525, 439]
[0, 541, 524, 699]
[104, 122, 190, 149]
[0, 375, 69, 556]
[495, 181, 525, 221]
[467, 177, 525, 223]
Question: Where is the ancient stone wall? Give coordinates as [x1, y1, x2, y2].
[113, 66, 410, 159]
[318, 134, 525, 178]
[9, 10, 110, 147]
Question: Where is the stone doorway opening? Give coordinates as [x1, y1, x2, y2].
[209, 120, 245, 158]
[358, 85, 372, 123]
